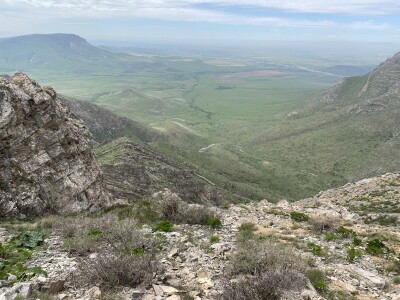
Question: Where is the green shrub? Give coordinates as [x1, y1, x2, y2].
[209, 235, 220, 243]
[88, 228, 103, 236]
[394, 277, 400, 285]
[353, 236, 362, 246]
[12, 231, 45, 249]
[307, 242, 323, 256]
[347, 247, 362, 263]
[290, 212, 310, 222]
[306, 269, 328, 293]
[153, 221, 174, 232]
[365, 239, 389, 255]
[325, 232, 337, 241]
[336, 226, 356, 238]
[239, 222, 256, 232]
[237, 222, 257, 241]
[206, 217, 222, 228]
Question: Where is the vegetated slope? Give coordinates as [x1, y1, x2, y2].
[247, 51, 400, 195]
[60, 96, 164, 144]
[61, 97, 227, 204]
[96, 137, 226, 204]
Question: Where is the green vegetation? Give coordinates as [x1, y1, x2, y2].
[347, 247, 362, 263]
[325, 232, 337, 241]
[153, 221, 174, 232]
[336, 226, 356, 238]
[307, 242, 323, 256]
[209, 235, 220, 243]
[306, 269, 328, 293]
[12, 230, 45, 249]
[238, 222, 257, 232]
[290, 211, 310, 222]
[353, 236, 363, 246]
[0, 231, 46, 283]
[237, 222, 257, 241]
[206, 217, 222, 228]
[365, 239, 389, 255]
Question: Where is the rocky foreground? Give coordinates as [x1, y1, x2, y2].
[0, 173, 399, 300]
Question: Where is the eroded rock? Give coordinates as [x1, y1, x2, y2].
[0, 73, 110, 218]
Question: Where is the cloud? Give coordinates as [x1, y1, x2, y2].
[0, 0, 395, 32]
[7, 0, 400, 16]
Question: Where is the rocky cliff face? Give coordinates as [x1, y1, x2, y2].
[0, 73, 110, 218]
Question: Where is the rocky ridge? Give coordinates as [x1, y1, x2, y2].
[0, 73, 110, 218]
[1, 173, 399, 299]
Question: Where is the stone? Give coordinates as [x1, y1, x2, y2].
[0, 282, 32, 300]
[152, 284, 164, 296]
[85, 286, 102, 299]
[159, 285, 179, 296]
[168, 248, 179, 258]
[47, 279, 65, 293]
[0, 73, 111, 218]
[353, 267, 386, 289]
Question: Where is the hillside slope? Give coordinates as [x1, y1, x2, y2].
[246, 51, 400, 195]
[60, 97, 227, 204]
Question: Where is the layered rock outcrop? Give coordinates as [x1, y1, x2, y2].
[0, 73, 110, 218]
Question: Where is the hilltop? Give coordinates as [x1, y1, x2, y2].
[0, 34, 134, 73]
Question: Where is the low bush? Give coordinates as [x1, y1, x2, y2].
[306, 269, 328, 293]
[221, 238, 307, 300]
[53, 216, 159, 290]
[12, 231, 45, 249]
[365, 239, 389, 255]
[228, 238, 305, 277]
[365, 215, 398, 226]
[336, 226, 356, 238]
[307, 242, 323, 256]
[158, 195, 222, 226]
[78, 253, 157, 289]
[347, 247, 362, 263]
[219, 270, 306, 300]
[290, 211, 310, 222]
[353, 236, 362, 246]
[238, 222, 256, 232]
[325, 232, 337, 241]
[153, 220, 174, 232]
[237, 222, 257, 241]
[206, 216, 222, 228]
[310, 215, 338, 233]
[209, 235, 220, 243]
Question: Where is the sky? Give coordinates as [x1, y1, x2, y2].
[1, 0, 400, 47]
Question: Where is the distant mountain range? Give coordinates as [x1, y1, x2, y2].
[0, 34, 120, 71]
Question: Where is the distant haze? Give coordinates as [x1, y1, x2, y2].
[1, 1, 400, 63]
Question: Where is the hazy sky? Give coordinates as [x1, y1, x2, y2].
[1, 0, 400, 45]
